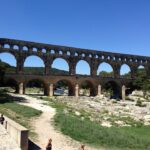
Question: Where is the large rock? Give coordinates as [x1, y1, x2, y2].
[101, 121, 112, 127]
[144, 115, 150, 121]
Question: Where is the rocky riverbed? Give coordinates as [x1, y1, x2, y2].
[50, 91, 150, 127]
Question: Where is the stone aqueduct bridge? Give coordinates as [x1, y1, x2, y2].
[0, 38, 150, 100]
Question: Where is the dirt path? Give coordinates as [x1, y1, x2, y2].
[11, 94, 104, 150]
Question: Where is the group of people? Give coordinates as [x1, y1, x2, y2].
[46, 138, 86, 150]
[0, 114, 5, 125]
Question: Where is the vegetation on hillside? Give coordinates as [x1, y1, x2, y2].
[0, 59, 69, 75]
[99, 70, 130, 77]
[99, 68, 150, 95]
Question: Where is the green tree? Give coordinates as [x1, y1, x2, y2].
[99, 71, 113, 77]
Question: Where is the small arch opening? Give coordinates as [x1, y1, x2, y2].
[33, 47, 38, 52]
[81, 53, 85, 57]
[4, 44, 10, 49]
[13, 45, 19, 50]
[42, 48, 46, 53]
[101, 55, 105, 59]
[67, 51, 71, 56]
[51, 49, 55, 54]
[95, 55, 98, 58]
[76, 60, 90, 75]
[59, 50, 63, 55]
[107, 56, 111, 60]
[89, 54, 92, 58]
[75, 52, 78, 56]
[23, 46, 28, 51]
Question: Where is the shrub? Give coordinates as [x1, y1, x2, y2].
[126, 96, 134, 101]
[136, 99, 146, 107]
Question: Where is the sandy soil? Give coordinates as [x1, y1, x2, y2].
[10, 94, 104, 150]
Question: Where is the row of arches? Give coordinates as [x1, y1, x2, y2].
[1, 42, 148, 64]
[4, 78, 124, 98]
[0, 52, 147, 77]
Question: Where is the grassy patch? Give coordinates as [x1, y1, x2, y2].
[0, 102, 41, 118]
[54, 112, 150, 150]
[0, 89, 42, 139]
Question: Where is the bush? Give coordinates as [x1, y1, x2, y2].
[136, 99, 146, 107]
[126, 96, 134, 101]
[112, 100, 117, 104]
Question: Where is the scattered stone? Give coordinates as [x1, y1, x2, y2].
[75, 111, 81, 116]
[81, 117, 85, 121]
[115, 120, 124, 126]
[63, 109, 68, 114]
[54, 91, 150, 127]
[144, 115, 150, 122]
[101, 121, 112, 127]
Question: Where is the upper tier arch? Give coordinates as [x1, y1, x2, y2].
[0, 38, 149, 78]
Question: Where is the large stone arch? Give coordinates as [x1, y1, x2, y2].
[137, 65, 147, 76]
[120, 64, 131, 78]
[54, 79, 74, 96]
[0, 51, 18, 61]
[0, 52, 17, 73]
[52, 56, 70, 64]
[102, 80, 122, 99]
[125, 81, 136, 96]
[78, 79, 96, 96]
[75, 59, 91, 75]
[51, 57, 70, 74]
[97, 62, 114, 77]
[24, 54, 45, 64]
[3, 77, 19, 93]
[24, 78, 47, 95]
[23, 55, 45, 74]
[24, 54, 45, 65]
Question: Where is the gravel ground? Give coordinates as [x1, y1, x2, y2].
[0, 125, 20, 150]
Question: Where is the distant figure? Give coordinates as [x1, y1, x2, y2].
[0, 114, 5, 125]
[80, 144, 85, 150]
[46, 138, 52, 150]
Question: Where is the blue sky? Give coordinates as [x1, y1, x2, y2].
[0, 0, 149, 74]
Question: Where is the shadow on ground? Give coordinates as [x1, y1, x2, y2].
[28, 140, 41, 150]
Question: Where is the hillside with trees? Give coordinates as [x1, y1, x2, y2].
[0, 60, 69, 75]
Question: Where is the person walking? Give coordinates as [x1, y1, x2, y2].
[0, 114, 5, 125]
[80, 144, 85, 150]
[46, 138, 52, 150]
